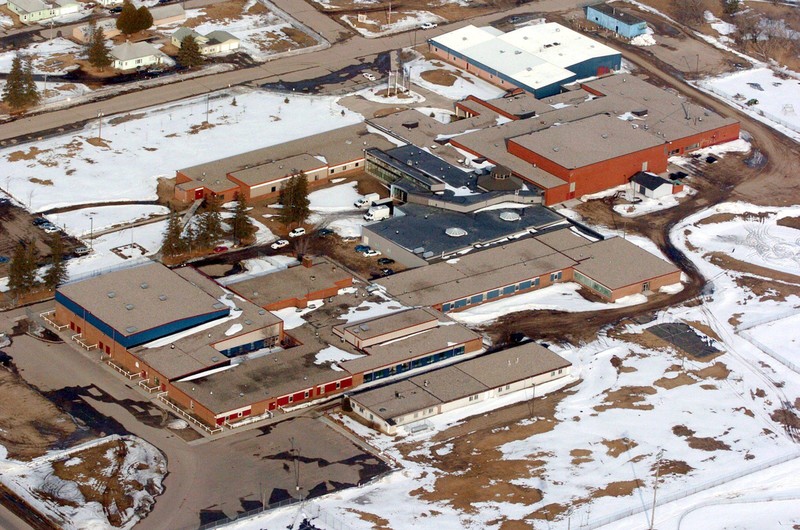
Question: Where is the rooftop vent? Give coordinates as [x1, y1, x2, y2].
[125, 304, 135, 311]
[225, 293, 234, 299]
[140, 282, 148, 289]
[499, 211, 521, 222]
[258, 309, 266, 315]
[601, 133, 608, 139]
[125, 326, 138, 333]
[244, 319, 252, 325]
[359, 324, 370, 332]
[159, 294, 167, 301]
[445, 227, 468, 237]
[107, 291, 116, 298]
[211, 356, 219, 362]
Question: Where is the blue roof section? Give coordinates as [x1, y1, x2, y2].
[366, 203, 567, 258]
[380, 145, 472, 189]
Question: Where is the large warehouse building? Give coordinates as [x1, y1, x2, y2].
[428, 23, 621, 98]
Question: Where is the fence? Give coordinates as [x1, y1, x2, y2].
[696, 83, 800, 134]
[580, 451, 800, 529]
[738, 330, 800, 375]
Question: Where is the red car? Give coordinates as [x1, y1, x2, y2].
[213, 246, 228, 253]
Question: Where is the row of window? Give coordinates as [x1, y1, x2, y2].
[218, 336, 278, 358]
[573, 271, 612, 298]
[441, 272, 564, 312]
[362, 345, 467, 383]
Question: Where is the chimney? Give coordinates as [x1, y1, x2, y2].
[302, 255, 314, 268]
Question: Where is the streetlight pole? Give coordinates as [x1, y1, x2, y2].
[89, 216, 94, 249]
[97, 111, 104, 140]
[649, 449, 665, 530]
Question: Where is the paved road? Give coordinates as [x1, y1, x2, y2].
[0, 504, 34, 530]
[0, 0, 580, 144]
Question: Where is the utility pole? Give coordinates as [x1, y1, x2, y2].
[205, 94, 210, 124]
[89, 216, 94, 249]
[649, 449, 665, 530]
[97, 111, 104, 140]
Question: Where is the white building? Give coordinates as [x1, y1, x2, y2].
[110, 41, 163, 71]
[630, 171, 684, 199]
[348, 342, 572, 434]
[171, 27, 240, 55]
[7, 0, 79, 24]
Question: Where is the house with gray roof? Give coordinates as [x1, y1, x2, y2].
[171, 27, 240, 55]
[7, 0, 79, 24]
[111, 41, 164, 71]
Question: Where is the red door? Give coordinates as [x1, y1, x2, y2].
[194, 188, 204, 200]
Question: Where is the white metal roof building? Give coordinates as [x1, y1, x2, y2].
[429, 23, 621, 98]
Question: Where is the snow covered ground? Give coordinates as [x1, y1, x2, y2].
[217, 255, 299, 285]
[1, 87, 362, 213]
[0, 435, 166, 530]
[340, 12, 444, 38]
[48, 204, 169, 238]
[309, 182, 361, 212]
[0, 38, 82, 75]
[404, 54, 507, 101]
[449, 282, 650, 325]
[695, 68, 800, 141]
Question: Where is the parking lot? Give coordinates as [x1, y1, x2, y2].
[0, 302, 392, 530]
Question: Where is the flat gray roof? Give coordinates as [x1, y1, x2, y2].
[565, 236, 679, 289]
[351, 342, 571, 422]
[333, 307, 441, 343]
[178, 124, 395, 182]
[340, 324, 481, 374]
[58, 262, 228, 338]
[375, 229, 584, 307]
[130, 268, 283, 380]
[227, 256, 351, 307]
[509, 113, 665, 169]
[228, 154, 325, 187]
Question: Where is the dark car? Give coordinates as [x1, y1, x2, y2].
[32, 217, 48, 226]
[377, 257, 395, 265]
[109, 6, 122, 13]
[380, 268, 394, 276]
[317, 228, 334, 237]
[0, 256, 9, 264]
[354, 244, 370, 253]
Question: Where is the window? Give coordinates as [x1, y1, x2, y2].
[442, 303, 452, 312]
[304, 391, 309, 398]
[454, 299, 467, 309]
[355, 162, 359, 167]
[550, 271, 563, 282]
[329, 169, 335, 174]
[487, 289, 500, 299]
[271, 186, 276, 192]
[519, 280, 532, 290]
[551, 371, 556, 376]
[502, 285, 516, 295]
[428, 408, 433, 414]
[289, 396, 294, 403]
[533, 277, 540, 287]
[358, 406, 364, 413]
[505, 385, 510, 390]
[470, 294, 484, 305]
[558, 369, 563, 374]
[336, 381, 341, 389]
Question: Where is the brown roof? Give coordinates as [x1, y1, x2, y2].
[564, 236, 680, 290]
[57, 262, 227, 338]
[509, 113, 665, 170]
[350, 342, 571, 422]
[333, 307, 441, 343]
[228, 154, 324, 187]
[227, 257, 351, 307]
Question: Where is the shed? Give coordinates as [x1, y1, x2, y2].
[585, 4, 647, 39]
[630, 171, 682, 199]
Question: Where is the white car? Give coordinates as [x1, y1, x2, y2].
[420, 22, 437, 29]
[271, 239, 290, 250]
[288, 227, 306, 238]
[362, 249, 382, 257]
[43, 225, 59, 234]
[362, 72, 376, 81]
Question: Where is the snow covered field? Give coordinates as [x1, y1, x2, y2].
[0, 435, 166, 530]
[0, 87, 362, 213]
[0, 38, 82, 75]
[695, 68, 800, 141]
[404, 54, 506, 101]
[48, 204, 169, 237]
[340, 12, 444, 38]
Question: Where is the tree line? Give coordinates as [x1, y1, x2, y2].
[7, 234, 68, 298]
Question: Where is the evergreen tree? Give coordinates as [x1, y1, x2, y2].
[83, 19, 98, 58]
[88, 26, 112, 70]
[116, 1, 139, 34]
[22, 56, 39, 106]
[181, 224, 196, 255]
[43, 233, 67, 290]
[135, 6, 153, 32]
[177, 34, 204, 69]
[161, 210, 187, 257]
[2, 55, 28, 109]
[7, 240, 38, 296]
[195, 197, 224, 248]
[230, 197, 256, 245]
[292, 172, 311, 226]
[278, 176, 297, 226]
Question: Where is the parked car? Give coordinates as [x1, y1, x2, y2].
[271, 239, 290, 250]
[288, 227, 306, 238]
[354, 244, 370, 253]
[362, 72, 376, 81]
[509, 16, 521, 23]
[109, 6, 122, 12]
[43, 225, 59, 233]
[0, 256, 9, 264]
[213, 246, 228, 253]
[73, 247, 91, 256]
[377, 257, 395, 265]
[380, 268, 394, 276]
[32, 217, 48, 226]
[420, 22, 438, 29]
[317, 228, 334, 237]
[362, 249, 382, 257]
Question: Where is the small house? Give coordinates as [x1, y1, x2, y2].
[631, 171, 683, 199]
[73, 19, 120, 43]
[150, 4, 186, 26]
[111, 41, 163, 71]
[585, 4, 647, 39]
[172, 27, 240, 55]
[7, 0, 79, 24]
